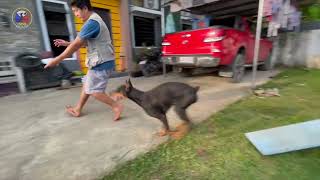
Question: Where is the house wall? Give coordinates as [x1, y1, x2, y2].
[0, 0, 41, 78]
[272, 29, 320, 69]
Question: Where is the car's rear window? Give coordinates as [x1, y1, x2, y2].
[210, 17, 235, 28]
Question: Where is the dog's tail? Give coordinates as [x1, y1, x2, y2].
[194, 86, 200, 93]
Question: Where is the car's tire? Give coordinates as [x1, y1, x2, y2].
[129, 71, 143, 77]
[181, 68, 194, 77]
[259, 52, 273, 71]
[231, 53, 246, 83]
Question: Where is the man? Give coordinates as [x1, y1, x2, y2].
[45, 0, 123, 121]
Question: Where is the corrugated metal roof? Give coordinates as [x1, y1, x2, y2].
[187, 0, 259, 18]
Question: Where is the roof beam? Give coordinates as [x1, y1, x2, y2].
[199, 0, 258, 14]
[210, 3, 258, 17]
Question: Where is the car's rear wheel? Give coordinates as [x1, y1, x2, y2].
[232, 53, 246, 83]
[181, 68, 194, 77]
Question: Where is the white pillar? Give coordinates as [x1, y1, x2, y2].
[252, 0, 265, 89]
[15, 67, 27, 93]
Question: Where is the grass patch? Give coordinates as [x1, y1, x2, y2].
[102, 68, 320, 180]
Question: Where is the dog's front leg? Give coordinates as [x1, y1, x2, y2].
[157, 114, 173, 136]
[145, 109, 174, 136]
[157, 114, 178, 137]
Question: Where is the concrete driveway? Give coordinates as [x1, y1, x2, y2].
[0, 70, 279, 180]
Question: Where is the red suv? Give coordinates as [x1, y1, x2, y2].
[161, 17, 273, 82]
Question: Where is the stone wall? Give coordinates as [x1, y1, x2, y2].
[272, 29, 320, 69]
[0, 0, 82, 78]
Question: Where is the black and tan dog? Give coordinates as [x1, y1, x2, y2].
[114, 79, 199, 137]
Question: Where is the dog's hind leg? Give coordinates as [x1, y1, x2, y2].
[174, 106, 191, 124]
[173, 106, 192, 139]
[175, 93, 196, 124]
[175, 106, 193, 129]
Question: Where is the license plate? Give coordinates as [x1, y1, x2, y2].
[179, 57, 194, 64]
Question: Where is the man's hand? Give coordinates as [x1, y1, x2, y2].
[53, 39, 70, 47]
[44, 58, 60, 69]
[45, 37, 85, 69]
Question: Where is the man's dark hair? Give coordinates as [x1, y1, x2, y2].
[71, 0, 92, 11]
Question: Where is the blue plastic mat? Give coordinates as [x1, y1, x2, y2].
[245, 119, 320, 155]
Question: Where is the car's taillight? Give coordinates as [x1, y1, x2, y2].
[203, 36, 225, 43]
[204, 29, 225, 43]
[212, 48, 221, 53]
[162, 42, 171, 46]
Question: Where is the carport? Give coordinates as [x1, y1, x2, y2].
[185, 0, 266, 88]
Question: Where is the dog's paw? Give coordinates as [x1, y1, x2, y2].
[170, 131, 187, 140]
[176, 122, 191, 131]
[157, 129, 177, 137]
[170, 123, 191, 140]
[157, 129, 169, 137]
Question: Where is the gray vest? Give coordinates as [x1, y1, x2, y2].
[85, 12, 114, 68]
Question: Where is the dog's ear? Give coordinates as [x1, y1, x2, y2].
[128, 78, 133, 87]
[125, 79, 131, 91]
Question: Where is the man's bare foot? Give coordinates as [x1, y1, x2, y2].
[110, 93, 125, 102]
[112, 103, 123, 121]
[65, 105, 81, 117]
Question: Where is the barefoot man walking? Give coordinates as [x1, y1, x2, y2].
[45, 0, 123, 121]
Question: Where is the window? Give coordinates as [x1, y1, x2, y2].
[248, 19, 269, 38]
[134, 16, 155, 46]
[0, 14, 10, 28]
[182, 24, 192, 30]
[131, 0, 160, 10]
[37, 0, 76, 59]
[131, 0, 144, 7]
[44, 10, 70, 57]
[210, 16, 236, 28]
